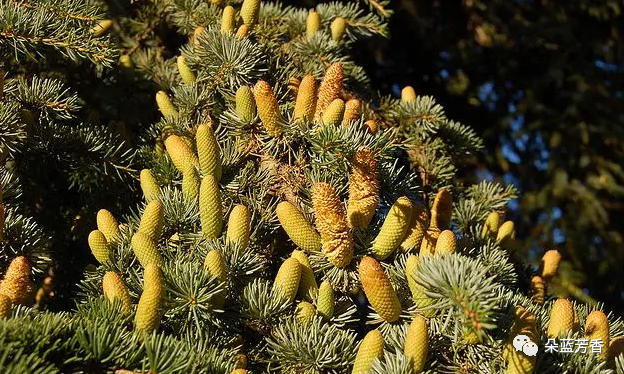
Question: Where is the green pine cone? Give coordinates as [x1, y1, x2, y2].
[131, 231, 164, 268]
[196, 124, 222, 181]
[138, 200, 164, 242]
[88, 230, 110, 266]
[134, 264, 164, 333]
[200, 175, 223, 239]
[236, 86, 257, 123]
[316, 280, 334, 320]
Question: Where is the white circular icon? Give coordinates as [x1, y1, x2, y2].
[513, 334, 539, 356]
[522, 341, 538, 356]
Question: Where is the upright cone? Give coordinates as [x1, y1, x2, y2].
[306, 10, 321, 38]
[226, 204, 251, 249]
[358, 256, 401, 322]
[199, 175, 223, 239]
[372, 196, 413, 260]
[103, 271, 132, 315]
[404, 314, 428, 373]
[276, 202, 321, 252]
[529, 276, 545, 305]
[236, 86, 257, 123]
[331, 17, 347, 41]
[254, 80, 282, 137]
[88, 230, 110, 266]
[156, 91, 178, 117]
[482, 211, 502, 238]
[0, 256, 35, 306]
[321, 98, 345, 126]
[140, 169, 160, 202]
[164, 135, 199, 173]
[294, 75, 317, 122]
[342, 99, 360, 126]
[221, 6, 236, 33]
[272, 258, 301, 303]
[314, 63, 344, 120]
[351, 330, 384, 374]
[97, 209, 120, 242]
[138, 200, 164, 242]
[240, 0, 261, 29]
[400, 202, 429, 252]
[196, 124, 222, 181]
[401, 86, 417, 102]
[547, 298, 575, 338]
[430, 189, 452, 230]
[585, 310, 609, 359]
[131, 231, 164, 267]
[312, 182, 354, 268]
[316, 280, 334, 320]
[291, 250, 318, 301]
[541, 249, 561, 280]
[176, 56, 196, 84]
[435, 230, 456, 254]
[135, 264, 164, 333]
[347, 147, 379, 229]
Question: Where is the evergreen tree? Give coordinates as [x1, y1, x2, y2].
[1, 1, 623, 374]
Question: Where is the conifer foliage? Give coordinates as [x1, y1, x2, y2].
[1, 1, 623, 374]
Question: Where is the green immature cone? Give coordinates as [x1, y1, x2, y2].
[240, 0, 260, 29]
[316, 280, 334, 320]
[331, 17, 347, 41]
[291, 250, 318, 301]
[204, 250, 228, 281]
[196, 124, 222, 181]
[131, 232, 164, 268]
[97, 209, 120, 242]
[276, 202, 322, 252]
[352, 330, 384, 374]
[272, 258, 302, 304]
[400, 202, 429, 252]
[306, 10, 321, 38]
[296, 301, 317, 324]
[135, 264, 164, 334]
[182, 166, 200, 201]
[156, 91, 178, 117]
[404, 314, 429, 373]
[204, 249, 228, 308]
[200, 175, 223, 239]
[138, 200, 165, 242]
[372, 196, 413, 260]
[140, 169, 160, 202]
[481, 211, 502, 238]
[221, 6, 236, 34]
[88, 230, 110, 266]
[91, 19, 112, 37]
[226, 204, 251, 249]
[254, 80, 283, 137]
[103, 271, 132, 315]
[321, 98, 345, 126]
[293, 75, 317, 122]
[176, 56, 196, 84]
[164, 135, 199, 173]
[236, 86, 257, 123]
[119, 54, 133, 69]
[405, 255, 435, 317]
